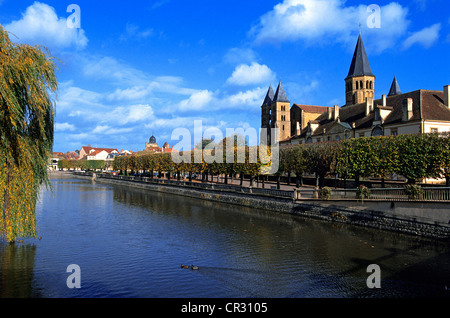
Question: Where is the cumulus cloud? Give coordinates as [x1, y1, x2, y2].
[226, 87, 267, 106]
[178, 90, 215, 111]
[402, 23, 441, 49]
[4, 2, 88, 49]
[226, 62, 276, 86]
[55, 122, 75, 132]
[249, 0, 410, 52]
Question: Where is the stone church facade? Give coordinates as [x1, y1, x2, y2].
[261, 34, 450, 146]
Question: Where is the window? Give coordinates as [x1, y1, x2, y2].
[356, 81, 359, 89]
[372, 126, 383, 136]
[359, 133, 365, 138]
[391, 129, 398, 136]
[336, 135, 341, 141]
[431, 128, 438, 133]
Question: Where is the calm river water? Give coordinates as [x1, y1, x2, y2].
[0, 173, 449, 298]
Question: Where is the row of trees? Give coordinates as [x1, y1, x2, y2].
[57, 159, 109, 171]
[111, 133, 450, 187]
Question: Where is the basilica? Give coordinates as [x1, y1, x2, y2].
[261, 34, 450, 146]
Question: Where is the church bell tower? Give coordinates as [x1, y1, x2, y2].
[345, 33, 375, 106]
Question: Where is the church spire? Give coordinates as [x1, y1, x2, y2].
[346, 33, 374, 79]
[388, 76, 402, 96]
[273, 81, 289, 103]
[344, 33, 375, 106]
[262, 85, 274, 105]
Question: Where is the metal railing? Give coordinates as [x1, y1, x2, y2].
[293, 187, 450, 202]
[73, 172, 450, 202]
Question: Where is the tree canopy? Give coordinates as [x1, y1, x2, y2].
[0, 25, 58, 242]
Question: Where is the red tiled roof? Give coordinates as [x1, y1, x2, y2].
[292, 104, 330, 113]
[81, 146, 118, 154]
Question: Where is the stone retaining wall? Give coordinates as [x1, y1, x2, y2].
[75, 173, 450, 240]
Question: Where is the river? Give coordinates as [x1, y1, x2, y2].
[0, 173, 449, 298]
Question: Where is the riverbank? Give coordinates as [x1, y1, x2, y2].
[66, 171, 450, 240]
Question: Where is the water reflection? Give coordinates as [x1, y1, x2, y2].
[111, 184, 450, 297]
[0, 243, 41, 298]
[0, 175, 449, 298]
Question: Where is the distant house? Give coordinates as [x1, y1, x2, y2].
[79, 146, 119, 160]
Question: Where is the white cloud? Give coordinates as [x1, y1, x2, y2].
[4, 2, 88, 49]
[402, 23, 441, 49]
[226, 62, 276, 86]
[249, 0, 410, 52]
[178, 90, 215, 111]
[82, 56, 150, 86]
[92, 125, 134, 135]
[55, 122, 75, 132]
[226, 87, 267, 107]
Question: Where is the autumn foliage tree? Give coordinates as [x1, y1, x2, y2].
[0, 26, 58, 242]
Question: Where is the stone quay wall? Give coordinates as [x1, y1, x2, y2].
[72, 172, 450, 240]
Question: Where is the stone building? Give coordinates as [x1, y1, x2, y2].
[261, 33, 450, 146]
[143, 134, 173, 153]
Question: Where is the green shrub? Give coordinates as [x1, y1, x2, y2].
[319, 186, 332, 200]
[356, 185, 370, 199]
[404, 184, 423, 200]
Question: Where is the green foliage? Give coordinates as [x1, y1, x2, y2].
[404, 184, 423, 200]
[319, 186, 332, 200]
[356, 185, 370, 199]
[0, 25, 58, 242]
[393, 134, 442, 183]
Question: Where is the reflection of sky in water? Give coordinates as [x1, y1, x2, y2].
[2, 174, 450, 298]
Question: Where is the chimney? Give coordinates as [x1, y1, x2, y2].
[402, 98, 413, 121]
[333, 105, 339, 120]
[382, 94, 386, 106]
[444, 85, 450, 108]
[365, 98, 373, 116]
[327, 107, 332, 120]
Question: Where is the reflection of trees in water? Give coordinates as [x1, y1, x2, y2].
[111, 184, 450, 297]
[0, 243, 41, 297]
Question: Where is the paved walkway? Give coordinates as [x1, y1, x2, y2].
[167, 175, 315, 191]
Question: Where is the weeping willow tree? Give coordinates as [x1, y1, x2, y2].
[0, 26, 58, 242]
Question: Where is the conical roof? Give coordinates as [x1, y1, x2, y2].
[262, 85, 274, 105]
[273, 81, 289, 103]
[388, 76, 402, 96]
[346, 33, 374, 79]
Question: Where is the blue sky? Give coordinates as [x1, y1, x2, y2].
[0, 0, 449, 152]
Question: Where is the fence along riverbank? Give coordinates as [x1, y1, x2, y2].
[70, 171, 450, 240]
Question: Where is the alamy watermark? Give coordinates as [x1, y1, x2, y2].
[366, 4, 381, 29]
[66, 4, 81, 29]
[66, 264, 81, 288]
[170, 120, 280, 174]
[366, 264, 381, 288]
